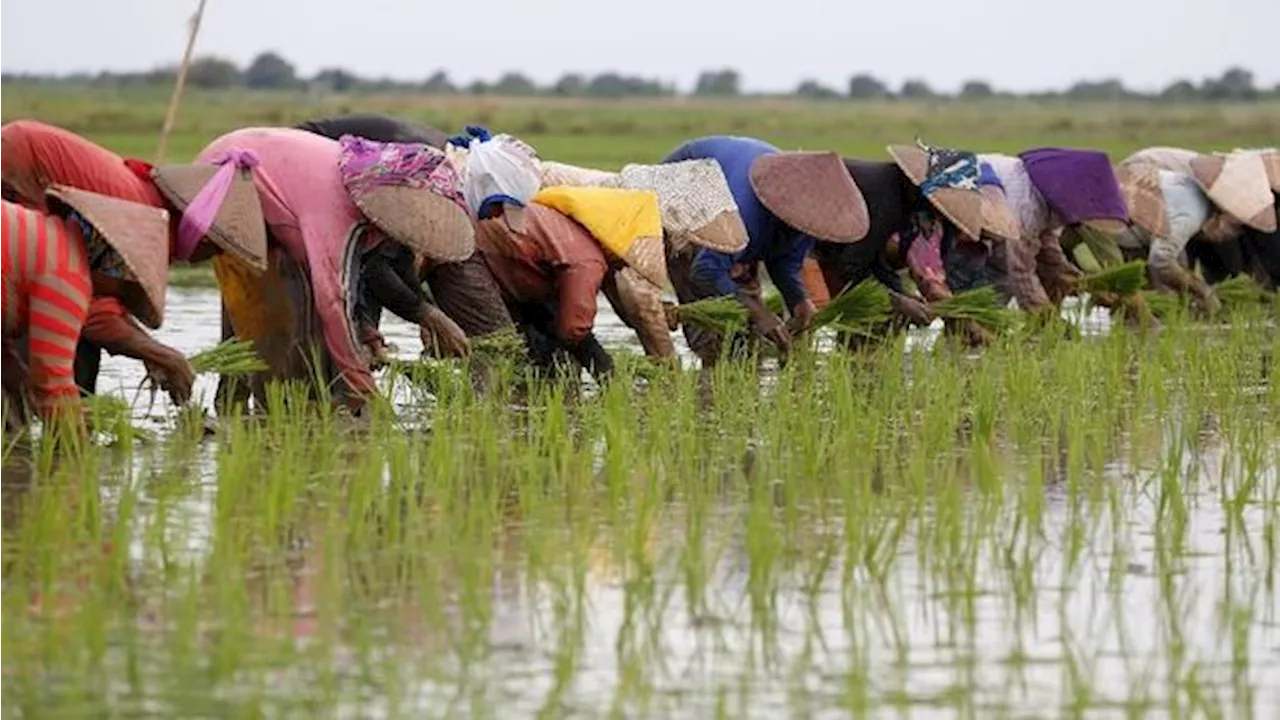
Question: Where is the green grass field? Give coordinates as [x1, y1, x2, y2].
[5, 85, 1278, 166]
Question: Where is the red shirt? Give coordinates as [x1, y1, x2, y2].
[475, 205, 608, 345]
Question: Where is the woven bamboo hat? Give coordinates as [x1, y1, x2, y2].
[46, 185, 172, 328]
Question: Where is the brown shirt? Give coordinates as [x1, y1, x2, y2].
[475, 204, 608, 345]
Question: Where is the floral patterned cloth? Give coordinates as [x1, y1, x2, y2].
[338, 136, 467, 214]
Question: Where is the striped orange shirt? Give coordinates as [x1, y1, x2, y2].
[2, 199, 92, 416]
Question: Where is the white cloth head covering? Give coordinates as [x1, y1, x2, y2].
[461, 135, 541, 232]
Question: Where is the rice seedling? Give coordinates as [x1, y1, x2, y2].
[676, 295, 750, 335]
[1214, 275, 1274, 312]
[930, 286, 1020, 334]
[187, 339, 267, 376]
[810, 279, 893, 336]
[1079, 260, 1149, 296]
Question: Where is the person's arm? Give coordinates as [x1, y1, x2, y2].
[80, 296, 195, 404]
[27, 270, 91, 423]
[361, 249, 431, 326]
[600, 268, 677, 360]
[763, 234, 814, 312]
[691, 248, 741, 298]
[1035, 227, 1082, 304]
[1148, 195, 1213, 304]
[1001, 235, 1053, 312]
[554, 260, 606, 345]
[902, 228, 951, 302]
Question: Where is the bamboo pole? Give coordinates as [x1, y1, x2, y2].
[155, 0, 209, 164]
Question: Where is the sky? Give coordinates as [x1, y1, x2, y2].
[2, 0, 1278, 94]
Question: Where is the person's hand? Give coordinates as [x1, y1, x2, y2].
[144, 347, 195, 405]
[1192, 284, 1223, 318]
[961, 320, 995, 347]
[752, 311, 793, 355]
[889, 292, 933, 327]
[786, 299, 818, 335]
[662, 301, 680, 331]
[420, 306, 470, 358]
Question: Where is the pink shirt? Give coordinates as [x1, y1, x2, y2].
[196, 128, 376, 398]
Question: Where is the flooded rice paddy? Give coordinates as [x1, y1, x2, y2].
[3, 288, 1278, 718]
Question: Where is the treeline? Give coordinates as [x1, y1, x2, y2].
[3, 52, 1277, 103]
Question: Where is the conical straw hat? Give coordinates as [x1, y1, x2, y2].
[1114, 163, 1171, 238]
[151, 163, 269, 271]
[619, 159, 749, 254]
[750, 151, 869, 243]
[45, 185, 171, 328]
[1189, 151, 1276, 232]
[887, 144, 985, 241]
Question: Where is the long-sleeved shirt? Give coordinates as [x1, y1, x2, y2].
[2, 200, 93, 417]
[663, 136, 814, 309]
[1115, 170, 1210, 290]
[357, 240, 429, 327]
[811, 159, 914, 297]
[295, 114, 450, 149]
[196, 128, 379, 397]
[474, 204, 608, 345]
[980, 153, 1079, 310]
[1, 120, 178, 380]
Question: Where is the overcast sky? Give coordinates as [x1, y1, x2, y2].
[3, 0, 1277, 93]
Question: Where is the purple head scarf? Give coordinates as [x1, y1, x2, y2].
[1018, 148, 1128, 225]
[338, 135, 468, 214]
[175, 149, 258, 261]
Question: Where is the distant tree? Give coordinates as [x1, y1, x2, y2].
[553, 73, 587, 96]
[847, 73, 890, 99]
[244, 51, 297, 89]
[422, 70, 456, 94]
[467, 80, 490, 95]
[900, 79, 935, 99]
[1160, 79, 1198, 102]
[1202, 66, 1257, 100]
[694, 69, 740, 97]
[585, 72, 672, 98]
[794, 79, 838, 99]
[959, 80, 994, 99]
[313, 67, 358, 92]
[1066, 78, 1127, 100]
[493, 72, 539, 96]
[186, 56, 240, 88]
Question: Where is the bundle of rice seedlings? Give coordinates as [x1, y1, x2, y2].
[188, 340, 267, 376]
[676, 296, 750, 335]
[1079, 260, 1148, 296]
[810, 280, 893, 336]
[930, 287, 1018, 334]
[1213, 275, 1273, 310]
[470, 327, 528, 362]
[1142, 290, 1184, 319]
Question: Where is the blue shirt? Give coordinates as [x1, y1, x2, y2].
[663, 136, 815, 309]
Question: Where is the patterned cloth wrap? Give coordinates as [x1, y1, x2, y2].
[900, 141, 982, 292]
[920, 141, 981, 194]
[338, 135, 468, 214]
